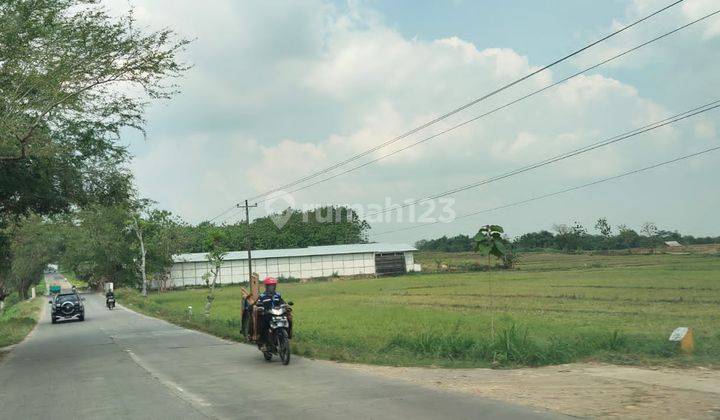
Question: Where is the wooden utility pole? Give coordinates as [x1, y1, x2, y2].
[237, 200, 258, 340]
[238, 200, 258, 283]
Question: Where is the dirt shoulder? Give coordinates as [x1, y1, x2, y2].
[334, 362, 720, 419]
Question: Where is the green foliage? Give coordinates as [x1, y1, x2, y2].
[0, 297, 42, 348]
[512, 222, 719, 252]
[0, 0, 190, 295]
[58, 201, 189, 290]
[415, 234, 474, 252]
[6, 215, 61, 298]
[474, 224, 507, 259]
[182, 206, 370, 253]
[0, 0, 189, 161]
[0, 0, 189, 220]
[59, 204, 136, 289]
[595, 218, 612, 237]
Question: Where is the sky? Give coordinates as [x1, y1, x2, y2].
[105, 0, 720, 243]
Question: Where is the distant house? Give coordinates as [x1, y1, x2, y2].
[664, 241, 682, 247]
[170, 243, 419, 287]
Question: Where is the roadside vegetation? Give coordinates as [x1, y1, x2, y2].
[0, 294, 42, 350]
[118, 250, 720, 368]
[60, 272, 88, 290]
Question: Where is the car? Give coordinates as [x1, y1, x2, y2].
[50, 292, 85, 323]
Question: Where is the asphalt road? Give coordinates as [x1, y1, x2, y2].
[0, 293, 565, 420]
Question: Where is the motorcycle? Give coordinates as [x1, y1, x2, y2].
[106, 296, 115, 310]
[258, 302, 293, 365]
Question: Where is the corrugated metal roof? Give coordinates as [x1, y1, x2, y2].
[173, 243, 417, 263]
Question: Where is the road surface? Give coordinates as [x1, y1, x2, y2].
[0, 293, 565, 419]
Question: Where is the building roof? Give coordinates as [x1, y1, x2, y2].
[664, 241, 682, 247]
[173, 243, 417, 263]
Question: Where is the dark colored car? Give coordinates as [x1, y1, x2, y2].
[50, 292, 85, 323]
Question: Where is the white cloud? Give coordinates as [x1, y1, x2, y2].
[681, 0, 720, 38]
[109, 0, 718, 237]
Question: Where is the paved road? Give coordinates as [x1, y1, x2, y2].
[0, 294, 565, 420]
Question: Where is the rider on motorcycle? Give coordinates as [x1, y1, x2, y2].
[255, 277, 290, 348]
[105, 289, 115, 306]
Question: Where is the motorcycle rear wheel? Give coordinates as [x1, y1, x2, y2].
[263, 351, 273, 362]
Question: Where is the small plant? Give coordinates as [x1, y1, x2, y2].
[501, 252, 520, 269]
[604, 330, 626, 351]
[474, 224, 507, 337]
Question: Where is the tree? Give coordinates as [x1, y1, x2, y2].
[130, 212, 148, 297]
[553, 222, 587, 252]
[0, 225, 11, 304]
[201, 229, 228, 318]
[613, 225, 641, 249]
[0, 0, 190, 162]
[141, 209, 188, 292]
[474, 224, 507, 337]
[0, 1, 189, 291]
[0, 0, 189, 224]
[640, 222, 660, 251]
[513, 230, 554, 250]
[414, 234, 474, 252]
[640, 222, 658, 238]
[474, 225, 507, 262]
[7, 215, 61, 298]
[60, 204, 136, 290]
[180, 206, 370, 253]
[595, 218, 612, 237]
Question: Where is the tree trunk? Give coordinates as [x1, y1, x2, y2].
[204, 267, 219, 318]
[18, 279, 30, 300]
[132, 215, 148, 297]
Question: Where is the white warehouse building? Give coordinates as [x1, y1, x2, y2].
[170, 243, 419, 287]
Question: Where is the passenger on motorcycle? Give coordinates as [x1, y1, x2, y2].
[105, 289, 115, 304]
[255, 277, 292, 348]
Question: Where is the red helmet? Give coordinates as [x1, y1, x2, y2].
[263, 277, 278, 285]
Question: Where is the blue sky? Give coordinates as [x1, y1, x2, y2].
[366, 0, 626, 59]
[107, 0, 720, 242]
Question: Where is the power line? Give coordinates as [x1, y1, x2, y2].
[249, 10, 719, 206]
[242, 0, 685, 203]
[206, 206, 237, 224]
[361, 100, 720, 218]
[372, 145, 720, 237]
[222, 99, 718, 225]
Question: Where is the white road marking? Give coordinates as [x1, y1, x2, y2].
[123, 347, 221, 419]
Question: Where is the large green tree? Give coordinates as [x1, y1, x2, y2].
[58, 201, 189, 291]
[60, 204, 136, 289]
[129, 200, 188, 295]
[0, 0, 189, 295]
[0, 0, 189, 219]
[7, 214, 62, 298]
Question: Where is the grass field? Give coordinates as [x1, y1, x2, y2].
[118, 250, 720, 368]
[0, 297, 43, 350]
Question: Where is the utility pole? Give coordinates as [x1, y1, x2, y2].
[237, 200, 258, 283]
[237, 200, 258, 340]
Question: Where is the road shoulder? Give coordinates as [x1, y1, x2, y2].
[0, 298, 44, 359]
[335, 361, 720, 419]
